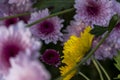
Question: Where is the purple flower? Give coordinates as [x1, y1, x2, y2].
[8, 0, 32, 7]
[29, 9, 64, 44]
[41, 49, 60, 67]
[74, 0, 114, 26]
[107, 22, 120, 49]
[5, 54, 51, 80]
[89, 22, 120, 61]
[0, 21, 41, 75]
[93, 37, 117, 60]
[93, 22, 120, 60]
[111, 0, 120, 15]
[63, 20, 86, 42]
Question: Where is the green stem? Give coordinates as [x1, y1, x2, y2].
[0, 12, 30, 20]
[55, 31, 111, 80]
[78, 72, 90, 80]
[26, 8, 75, 27]
[92, 57, 104, 80]
[94, 58, 111, 80]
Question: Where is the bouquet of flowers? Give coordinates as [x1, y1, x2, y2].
[0, 0, 120, 80]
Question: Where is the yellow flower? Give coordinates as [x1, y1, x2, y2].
[59, 26, 94, 80]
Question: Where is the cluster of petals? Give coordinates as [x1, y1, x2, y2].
[74, 0, 115, 26]
[0, 21, 41, 75]
[29, 8, 64, 44]
[4, 54, 51, 80]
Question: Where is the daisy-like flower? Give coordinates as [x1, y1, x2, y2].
[63, 20, 86, 42]
[74, 0, 114, 26]
[5, 54, 51, 80]
[41, 49, 60, 67]
[29, 8, 64, 44]
[0, 21, 41, 75]
[59, 26, 94, 80]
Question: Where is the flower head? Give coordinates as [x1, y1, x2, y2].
[0, 21, 41, 75]
[74, 0, 114, 26]
[92, 38, 116, 60]
[93, 22, 120, 60]
[63, 20, 86, 42]
[5, 54, 51, 80]
[111, 0, 120, 15]
[29, 8, 64, 44]
[41, 49, 60, 67]
[59, 26, 94, 80]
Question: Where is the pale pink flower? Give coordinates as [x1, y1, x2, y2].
[5, 54, 51, 80]
[0, 21, 41, 75]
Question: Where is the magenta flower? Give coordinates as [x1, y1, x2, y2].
[0, 21, 41, 75]
[74, 0, 114, 26]
[5, 54, 51, 80]
[4, 18, 19, 27]
[41, 49, 60, 67]
[29, 9, 64, 44]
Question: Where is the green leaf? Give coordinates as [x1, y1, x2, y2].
[114, 51, 120, 79]
[108, 14, 119, 32]
[116, 0, 120, 3]
[90, 25, 108, 37]
[33, 0, 74, 13]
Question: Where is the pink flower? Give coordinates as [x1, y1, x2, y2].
[5, 54, 51, 80]
[0, 21, 41, 75]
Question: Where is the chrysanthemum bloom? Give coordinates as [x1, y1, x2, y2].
[63, 20, 86, 42]
[107, 23, 120, 48]
[93, 22, 120, 60]
[29, 9, 64, 44]
[111, 0, 120, 15]
[1, 0, 33, 25]
[92, 38, 116, 60]
[0, 21, 41, 75]
[74, 0, 114, 26]
[41, 49, 60, 67]
[5, 54, 51, 80]
[59, 26, 94, 80]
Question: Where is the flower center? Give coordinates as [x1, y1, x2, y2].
[19, 15, 30, 23]
[38, 20, 54, 35]
[2, 42, 23, 67]
[86, 1, 100, 16]
[115, 22, 120, 30]
[4, 18, 18, 27]
[42, 49, 60, 66]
